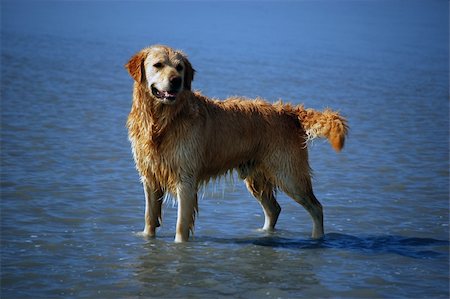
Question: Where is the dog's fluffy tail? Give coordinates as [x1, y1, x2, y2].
[296, 106, 348, 152]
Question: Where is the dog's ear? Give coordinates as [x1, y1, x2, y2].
[126, 51, 147, 83]
[182, 56, 195, 90]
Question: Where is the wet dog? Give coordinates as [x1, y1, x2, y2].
[126, 45, 348, 242]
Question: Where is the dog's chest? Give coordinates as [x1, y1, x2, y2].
[129, 125, 199, 184]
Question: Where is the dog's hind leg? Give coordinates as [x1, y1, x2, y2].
[175, 182, 198, 243]
[245, 177, 281, 231]
[143, 182, 163, 237]
[282, 179, 324, 239]
[300, 191, 324, 239]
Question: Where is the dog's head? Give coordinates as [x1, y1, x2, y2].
[126, 45, 195, 105]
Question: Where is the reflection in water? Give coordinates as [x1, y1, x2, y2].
[135, 238, 320, 298]
[134, 233, 448, 298]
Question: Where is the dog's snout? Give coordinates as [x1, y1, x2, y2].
[170, 76, 182, 90]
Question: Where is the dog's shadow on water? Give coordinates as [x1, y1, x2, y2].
[199, 233, 449, 259]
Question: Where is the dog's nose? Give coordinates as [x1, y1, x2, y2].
[170, 76, 182, 90]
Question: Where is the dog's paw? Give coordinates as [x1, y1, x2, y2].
[135, 230, 156, 238]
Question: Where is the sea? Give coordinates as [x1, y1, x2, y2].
[1, 0, 449, 298]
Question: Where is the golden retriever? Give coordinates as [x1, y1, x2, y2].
[125, 45, 348, 242]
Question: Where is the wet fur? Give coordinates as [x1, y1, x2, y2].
[126, 45, 348, 242]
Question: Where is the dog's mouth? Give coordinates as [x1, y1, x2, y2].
[151, 85, 179, 102]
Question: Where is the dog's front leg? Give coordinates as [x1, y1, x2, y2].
[174, 182, 198, 243]
[142, 182, 163, 237]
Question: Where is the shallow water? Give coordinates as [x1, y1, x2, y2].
[1, 1, 449, 298]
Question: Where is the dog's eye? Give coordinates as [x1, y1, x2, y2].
[176, 64, 184, 72]
[153, 62, 163, 68]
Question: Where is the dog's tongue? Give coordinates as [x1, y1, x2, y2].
[163, 91, 177, 98]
